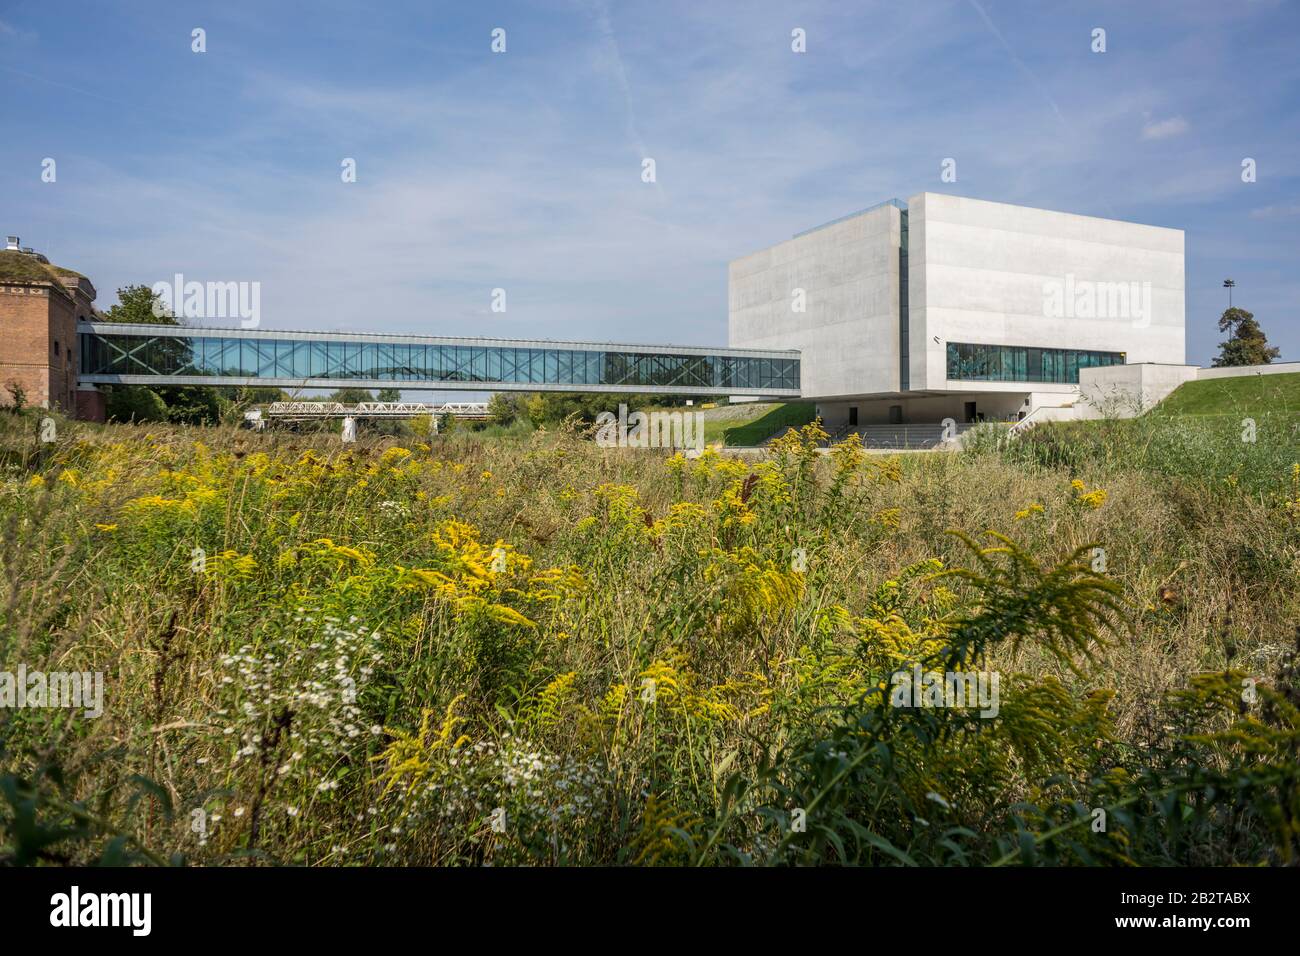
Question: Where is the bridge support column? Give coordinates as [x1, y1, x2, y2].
[341, 416, 356, 443]
[75, 384, 106, 423]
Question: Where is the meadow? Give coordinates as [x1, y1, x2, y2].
[1, 407, 1297, 866]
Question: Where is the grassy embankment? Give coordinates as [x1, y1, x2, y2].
[700, 402, 817, 446]
[1158, 369, 1300, 418]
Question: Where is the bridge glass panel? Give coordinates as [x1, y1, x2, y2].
[79, 331, 800, 394]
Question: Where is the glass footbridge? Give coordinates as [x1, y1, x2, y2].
[78, 323, 801, 398]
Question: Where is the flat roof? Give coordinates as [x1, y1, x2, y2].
[793, 198, 906, 239]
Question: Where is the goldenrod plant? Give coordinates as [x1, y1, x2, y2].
[0, 407, 1296, 866]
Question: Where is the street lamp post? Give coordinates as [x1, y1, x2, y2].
[1223, 278, 1235, 309]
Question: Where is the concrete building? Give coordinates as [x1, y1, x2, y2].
[729, 193, 1186, 430]
[0, 237, 102, 418]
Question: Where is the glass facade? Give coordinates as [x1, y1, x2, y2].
[78, 330, 800, 394]
[946, 342, 1124, 384]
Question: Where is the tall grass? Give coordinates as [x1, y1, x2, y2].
[1, 410, 1297, 865]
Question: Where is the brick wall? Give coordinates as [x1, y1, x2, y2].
[0, 276, 95, 415]
[0, 283, 61, 410]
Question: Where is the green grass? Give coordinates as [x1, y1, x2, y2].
[707, 402, 817, 446]
[1157, 370, 1300, 418]
[0, 250, 82, 295]
[2, 410, 1298, 866]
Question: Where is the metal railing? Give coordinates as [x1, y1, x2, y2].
[256, 401, 490, 421]
[828, 422, 983, 450]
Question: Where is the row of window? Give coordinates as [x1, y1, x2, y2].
[79, 334, 801, 392]
[946, 342, 1124, 384]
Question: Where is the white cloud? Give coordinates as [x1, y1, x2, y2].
[1141, 116, 1190, 140]
[1250, 201, 1300, 219]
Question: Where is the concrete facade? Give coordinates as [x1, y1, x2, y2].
[728, 193, 1187, 427]
[728, 201, 901, 400]
[907, 192, 1185, 391]
[1076, 363, 1199, 419]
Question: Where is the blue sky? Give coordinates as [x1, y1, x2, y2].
[2, 0, 1296, 369]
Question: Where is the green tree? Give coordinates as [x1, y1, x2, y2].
[225, 385, 286, 407]
[3, 380, 27, 411]
[106, 386, 169, 423]
[162, 387, 224, 425]
[327, 388, 374, 404]
[525, 394, 548, 427]
[1213, 307, 1281, 367]
[101, 284, 179, 326]
[376, 388, 402, 402]
[487, 392, 520, 426]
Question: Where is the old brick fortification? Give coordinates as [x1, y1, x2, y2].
[0, 237, 103, 421]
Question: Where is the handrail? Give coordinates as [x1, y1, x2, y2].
[257, 401, 490, 420]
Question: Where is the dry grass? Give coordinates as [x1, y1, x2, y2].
[1, 410, 1296, 865]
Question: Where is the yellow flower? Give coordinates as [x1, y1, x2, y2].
[207, 550, 257, 579]
[1014, 503, 1045, 521]
[27, 475, 45, 488]
[306, 537, 375, 568]
[872, 507, 902, 530]
[1070, 480, 1107, 510]
[481, 470, 493, 480]
[125, 493, 192, 514]
[95, 522, 117, 532]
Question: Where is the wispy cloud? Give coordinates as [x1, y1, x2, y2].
[1250, 201, 1300, 220]
[1141, 115, 1190, 140]
[966, 0, 1070, 131]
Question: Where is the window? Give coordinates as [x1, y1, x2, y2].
[945, 342, 1123, 384]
